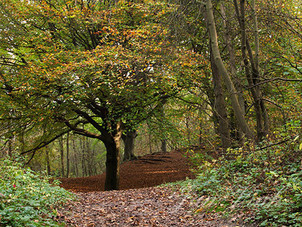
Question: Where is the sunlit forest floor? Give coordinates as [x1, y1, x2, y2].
[58, 150, 195, 192]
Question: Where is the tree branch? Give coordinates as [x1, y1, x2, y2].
[244, 77, 302, 90]
[255, 136, 294, 151]
[72, 107, 108, 138]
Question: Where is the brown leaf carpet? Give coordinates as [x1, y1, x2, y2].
[59, 151, 194, 192]
[56, 151, 248, 226]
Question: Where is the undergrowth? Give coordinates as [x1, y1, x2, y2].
[0, 158, 75, 226]
[176, 123, 302, 226]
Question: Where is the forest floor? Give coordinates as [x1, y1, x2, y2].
[58, 150, 195, 192]
[56, 150, 250, 226]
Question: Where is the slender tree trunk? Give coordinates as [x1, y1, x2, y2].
[19, 127, 25, 154]
[199, 108, 203, 146]
[252, 0, 259, 69]
[8, 138, 12, 157]
[80, 136, 87, 177]
[185, 117, 191, 144]
[85, 137, 93, 176]
[147, 122, 153, 154]
[158, 101, 168, 152]
[251, 0, 270, 135]
[237, 0, 263, 140]
[66, 132, 70, 178]
[210, 43, 231, 148]
[205, 0, 254, 140]
[72, 137, 79, 177]
[122, 130, 137, 161]
[234, 0, 269, 140]
[59, 137, 65, 177]
[45, 146, 51, 175]
[221, 3, 245, 145]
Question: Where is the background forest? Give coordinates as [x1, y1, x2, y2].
[0, 0, 301, 226]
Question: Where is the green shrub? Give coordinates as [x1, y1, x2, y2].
[0, 158, 74, 226]
[178, 133, 302, 226]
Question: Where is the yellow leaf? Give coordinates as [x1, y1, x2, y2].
[195, 208, 203, 213]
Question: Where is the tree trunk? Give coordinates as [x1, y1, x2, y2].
[85, 137, 93, 176]
[104, 121, 122, 191]
[157, 101, 168, 152]
[45, 146, 51, 175]
[80, 136, 88, 177]
[161, 139, 167, 153]
[122, 130, 137, 161]
[72, 137, 79, 177]
[252, 0, 259, 69]
[221, 3, 245, 145]
[59, 137, 65, 177]
[19, 127, 26, 154]
[210, 43, 231, 148]
[147, 122, 153, 154]
[185, 117, 191, 144]
[205, 0, 254, 140]
[8, 138, 12, 157]
[233, 0, 270, 141]
[251, 0, 270, 135]
[66, 132, 70, 178]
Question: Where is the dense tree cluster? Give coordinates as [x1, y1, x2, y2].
[0, 0, 301, 190]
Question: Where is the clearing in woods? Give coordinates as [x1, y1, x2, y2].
[59, 150, 195, 192]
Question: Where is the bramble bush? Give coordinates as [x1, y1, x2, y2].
[0, 158, 74, 226]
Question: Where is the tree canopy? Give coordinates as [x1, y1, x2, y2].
[0, 0, 198, 190]
[0, 0, 301, 191]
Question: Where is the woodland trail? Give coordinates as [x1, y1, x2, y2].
[56, 150, 246, 226]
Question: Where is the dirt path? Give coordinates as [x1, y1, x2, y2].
[55, 186, 234, 227]
[56, 150, 245, 226]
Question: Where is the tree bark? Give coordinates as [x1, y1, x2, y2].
[147, 122, 153, 154]
[122, 130, 137, 161]
[251, 0, 270, 135]
[234, 0, 269, 140]
[66, 132, 70, 178]
[85, 137, 93, 176]
[220, 2, 245, 145]
[104, 121, 122, 191]
[80, 137, 87, 177]
[59, 137, 65, 177]
[161, 139, 167, 153]
[72, 137, 79, 177]
[210, 41, 231, 148]
[205, 0, 254, 140]
[45, 146, 51, 175]
[8, 138, 12, 157]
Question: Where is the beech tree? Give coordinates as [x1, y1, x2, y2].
[167, 0, 301, 147]
[0, 0, 192, 190]
[205, 0, 254, 140]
